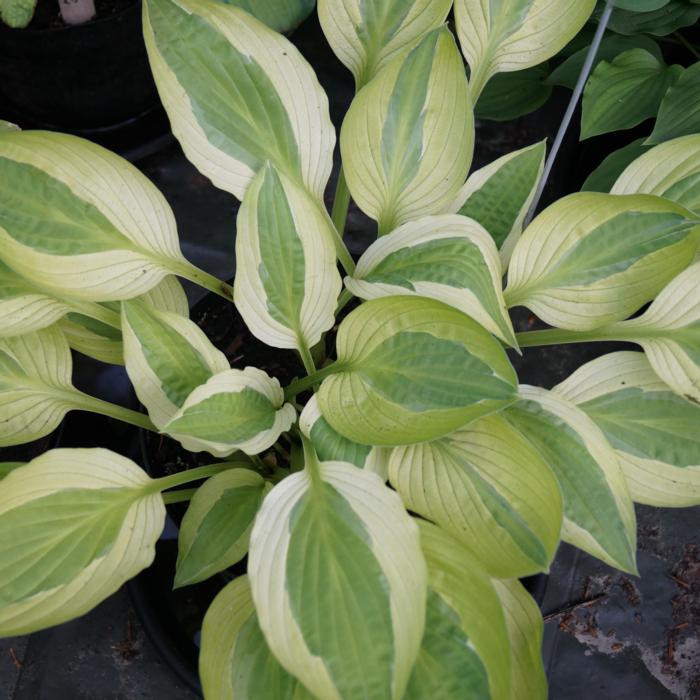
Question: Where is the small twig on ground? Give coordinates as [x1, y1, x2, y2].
[543, 593, 607, 622]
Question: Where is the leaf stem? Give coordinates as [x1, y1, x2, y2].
[172, 261, 234, 302]
[330, 166, 352, 235]
[162, 488, 198, 504]
[153, 462, 240, 491]
[336, 288, 354, 315]
[72, 392, 158, 432]
[674, 32, 700, 61]
[515, 326, 630, 348]
[283, 362, 342, 400]
[298, 338, 317, 376]
[68, 301, 122, 330]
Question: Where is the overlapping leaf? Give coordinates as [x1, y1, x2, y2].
[0, 326, 77, 446]
[299, 395, 389, 480]
[233, 163, 342, 351]
[389, 413, 562, 578]
[580, 49, 681, 140]
[0, 130, 195, 301]
[344, 214, 516, 346]
[121, 299, 229, 430]
[454, 0, 596, 99]
[317, 297, 518, 446]
[248, 449, 427, 700]
[504, 192, 700, 330]
[612, 134, 700, 214]
[175, 466, 269, 588]
[448, 141, 545, 265]
[163, 368, 296, 457]
[144, 0, 334, 200]
[318, 0, 452, 86]
[410, 521, 511, 700]
[604, 262, 700, 403]
[199, 575, 314, 700]
[502, 387, 637, 573]
[556, 351, 700, 507]
[340, 27, 473, 235]
[648, 62, 700, 144]
[0, 449, 165, 636]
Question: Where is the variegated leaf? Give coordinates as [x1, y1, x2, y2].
[144, 0, 334, 201]
[448, 140, 546, 266]
[502, 387, 637, 573]
[248, 447, 427, 700]
[163, 368, 296, 457]
[555, 351, 700, 507]
[612, 134, 700, 215]
[340, 27, 473, 235]
[317, 296, 518, 446]
[121, 299, 229, 430]
[390, 412, 562, 578]
[604, 262, 700, 403]
[0, 449, 165, 636]
[454, 0, 596, 99]
[0, 326, 76, 446]
[504, 192, 700, 330]
[175, 467, 269, 588]
[61, 276, 188, 365]
[199, 575, 314, 700]
[0, 463, 24, 480]
[410, 521, 511, 700]
[344, 214, 517, 346]
[0, 130, 202, 301]
[492, 578, 547, 700]
[317, 0, 452, 86]
[299, 395, 389, 480]
[229, 0, 314, 34]
[233, 163, 342, 351]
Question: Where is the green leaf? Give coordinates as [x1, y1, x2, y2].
[504, 192, 700, 330]
[0, 326, 77, 446]
[581, 49, 682, 140]
[226, 0, 314, 33]
[612, 134, 700, 213]
[199, 575, 313, 700]
[556, 351, 700, 507]
[503, 387, 638, 573]
[648, 62, 700, 144]
[317, 297, 518, 446]
[175, 467, 268, 588]
[492, 579, 547, 700]
[317, 0, 452, 86]
[450, 141, 546, 266]
[248, 454, 427, 700]
[345, 214, 516, 346]
[299, 395, 390, 479]
[547, 34, 663, 89]
[122, 299, 229, 430]
[0, 130, 193, 301]
[605, 261, 700, 403]
[613, 0, 671, 10]
[454, 0, 597, 99]
[582, 138, 652, 193]
[233, 163, 341, 351]
[607, 0, 700, 36]
[475, 64, 552, 121]
[163, 368, 297, 457]
[0, 0, 36, 27]
[340, 27, 473, 235]
[0, 448, 165, 636]
[389, 413, 562, 578]
[144, 0, 334, 201]
[415, 521, 512, 700]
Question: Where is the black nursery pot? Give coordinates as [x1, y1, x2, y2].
[0, 0, 159, 133]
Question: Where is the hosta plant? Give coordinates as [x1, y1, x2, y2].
[2, 0, 700, 698]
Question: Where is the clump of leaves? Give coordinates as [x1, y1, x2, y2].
[1, 1, 700, 698]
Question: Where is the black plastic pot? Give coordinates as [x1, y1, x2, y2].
[0, 0, 168, 153]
